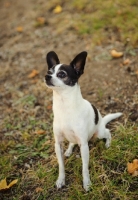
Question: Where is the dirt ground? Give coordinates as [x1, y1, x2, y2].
[0, 0, 138, 199]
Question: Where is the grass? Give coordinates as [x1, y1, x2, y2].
[71, 0, 138, 46]
[0, 111, 138, 199]
[46, 0, 138, 46]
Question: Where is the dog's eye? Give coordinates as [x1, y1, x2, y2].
[57, 71, 67, 78]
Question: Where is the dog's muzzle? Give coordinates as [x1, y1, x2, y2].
[45, 75, 54, 86]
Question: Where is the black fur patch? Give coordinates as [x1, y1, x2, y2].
[59, 64, 79, 86]
[92, 104, 99, 125]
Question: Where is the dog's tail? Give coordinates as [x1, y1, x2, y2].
[103, 112, 122, 125]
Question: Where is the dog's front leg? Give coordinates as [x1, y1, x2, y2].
[55, 141, 65, 189]
[80, 143, 91, 191]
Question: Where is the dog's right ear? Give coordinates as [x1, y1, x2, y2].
[46, 51, 60, 69]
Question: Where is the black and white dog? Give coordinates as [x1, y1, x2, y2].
[45, 51, 122, 191]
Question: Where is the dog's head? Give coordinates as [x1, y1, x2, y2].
[45, 51, 87, 89]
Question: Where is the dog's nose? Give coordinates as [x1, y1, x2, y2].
[45, 75, 52, 81]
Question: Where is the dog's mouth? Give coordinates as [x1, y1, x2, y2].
[45, 75, 54, 87]
[46, 80, 54, 87]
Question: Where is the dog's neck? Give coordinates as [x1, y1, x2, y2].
[53, 83, 83, 108]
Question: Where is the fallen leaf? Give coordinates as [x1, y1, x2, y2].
[28, 70, 39, 78]
[47, 105, 52, 110]
[35, 129, 46, 135]
[127, 159, 138, 176]
[53, 5, 62, 14]
[0, 178, 18, 190]
[132, 170, 138, 177]
[0, 179, 7, 190]
[135, 70, 138, 75]
[4, 2, 10, 7]
[123, 58, 130, 65]
[35, 187, 43, 193]
[111, 49, 123, 58]
[8, 180, 18, 188]
[36, 17, 46, 25]
[16, 26, 23, 33]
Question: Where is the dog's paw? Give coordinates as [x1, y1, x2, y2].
[105, 139, 111, 148]
[83, 178, 91, 191]
[105, 142, 110, 148]
[64, 149, 72, 157]
[56, 178, 65, 189]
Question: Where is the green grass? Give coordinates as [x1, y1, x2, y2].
[71, 0, 138, 46]
[37, 0, 138, 46]
[0, 118, 138, 199]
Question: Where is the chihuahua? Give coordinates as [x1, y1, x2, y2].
[45, 51, 122, 191]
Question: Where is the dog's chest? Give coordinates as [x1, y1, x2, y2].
[53, 105, 81, 143]
[53, 95, 80, 122]
[52, 90, 96, 143]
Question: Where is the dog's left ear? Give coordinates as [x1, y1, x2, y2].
[70, 51, 87, 77]
[46, 51, 60, 69]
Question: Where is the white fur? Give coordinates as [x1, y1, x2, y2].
[46, 64, 122, 191]
[48, 64, 67, 88]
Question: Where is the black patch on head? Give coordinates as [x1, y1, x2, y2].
[58, 64, 79, 86]
[92, 104, 99, 125]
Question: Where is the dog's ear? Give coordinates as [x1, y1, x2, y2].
[46, 51, 60, 69]
[70, 51, 87, 77]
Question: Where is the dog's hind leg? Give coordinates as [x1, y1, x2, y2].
[97, 121, 112, 148]
[64, 143, 75, 157]
[97, 127, 111, 148]
[104, 128, 111, 148]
